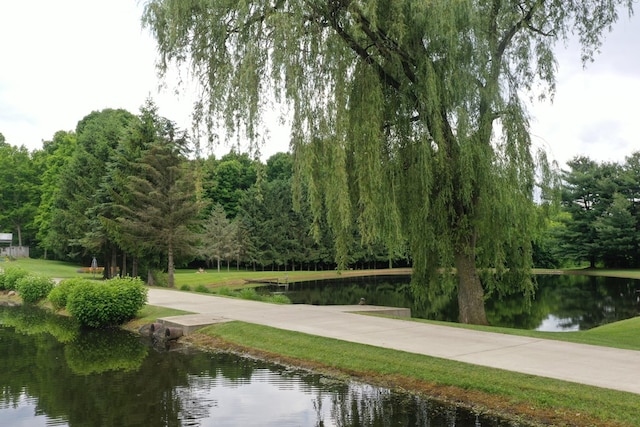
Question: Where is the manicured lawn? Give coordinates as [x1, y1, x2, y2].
[187, 321, 640, 427]
[401, 316, 640, 351]
[7, 258, 90, 278]
[6, 258, 410, 287]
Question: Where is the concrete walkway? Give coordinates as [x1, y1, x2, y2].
[147, 288, 640, 395]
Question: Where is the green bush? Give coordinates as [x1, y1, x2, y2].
[150, 270, 168, 287]
[195, 284, 210, 293]
[238, 288, 261, 301]
[48, 278, 91, 310]
[0, 267, 29, 291]
[215, 286, 233, 296]
[267, 294, 292, 304]
[66, 277, 148, 328]
[15, 275, 55, 304]
[180, 284, 191, 291]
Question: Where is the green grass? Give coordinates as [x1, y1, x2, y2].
[7, 258, 88, 278]
[391, 316, 640, 351]
[172, 268, 398, 288]
[135, 305, 193, 323]
[200, 321, 640, 427]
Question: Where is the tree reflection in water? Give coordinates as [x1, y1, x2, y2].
[259, 274, 640, 331]
[0, 305, 531, 426]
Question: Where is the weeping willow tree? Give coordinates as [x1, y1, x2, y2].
[142, 0, 633, 324]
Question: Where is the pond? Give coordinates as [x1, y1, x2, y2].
[0, 305, 529, 427]
[258, 274, 640, 331]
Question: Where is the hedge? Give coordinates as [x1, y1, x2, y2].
[48, 278, 91, 311]
[15, 275, 55, 304]
[0, 267, 29, 291]
[66, 277, 148, 328]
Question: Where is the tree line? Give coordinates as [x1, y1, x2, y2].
[3, 103, 640, 285]
[0, 101, 401, 286]
[542, 155, 640, 269]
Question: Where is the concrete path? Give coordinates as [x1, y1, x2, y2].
[147, 288, 640, 395]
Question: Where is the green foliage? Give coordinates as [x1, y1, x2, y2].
[66, 276, 147, 328]
[199, 204, 235, 272]
[33, 131, 78, 258]
[0, 266, 29, 291]
[150, 270, 169, 287]
[179, 284, 191, 291]
[238, 288, 261, 301]
[0, 304, 80, 343]
[143, 0, 633, 324]
[65, 329, 148, 375]
[194, 284, 210, 293]
[48, 278, 90, 310]
[0, 142, 41, 248]
[554, 155, 640, 268]
[115, 113, 202, 287]
[15, 275, 54, 304]
[266, 293, 292, 304]
[45, 109, 138, 262]
[204, 152, 258, 218]
[215, 286, 233, 296]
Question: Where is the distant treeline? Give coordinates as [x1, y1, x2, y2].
[0, 103, 406, 282]
[2, 104, 640, 278]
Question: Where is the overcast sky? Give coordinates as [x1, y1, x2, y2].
[0, 1, 638, 166]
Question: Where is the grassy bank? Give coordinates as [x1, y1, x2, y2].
[181, 321, 640, 427]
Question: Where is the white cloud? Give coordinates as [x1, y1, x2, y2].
[529, 9, 640, 168]
[0, 1, 638, 166]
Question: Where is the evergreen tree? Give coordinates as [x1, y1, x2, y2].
[556, 157, 618, 268]
[200, 204, 234, 272]
[116, 120, 201, 287]
[33, 131, 78, 259]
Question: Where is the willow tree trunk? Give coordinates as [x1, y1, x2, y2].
[454, 247, 488, 325]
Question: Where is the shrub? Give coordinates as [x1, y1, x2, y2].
[48, 278, 91, 310]
[195, 284, 210, 293]
[267, 294, 292, 304]
[15, 275, 55, 304]
[238, 288, 261, 301]
[0, 267, 29, 291]
[149, 270, 168, 287]
[67, 277, 148, 328]
[180, 284, 191, 291]
[215, 286, 233, 296]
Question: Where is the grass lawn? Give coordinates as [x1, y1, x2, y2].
[184, 321, 640, 427]
[5, 258, 90, 279]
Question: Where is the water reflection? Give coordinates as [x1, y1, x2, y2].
[258, 274, 640, 331]
[0, 305, 527, 426]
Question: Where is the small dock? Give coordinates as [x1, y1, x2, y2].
[157, 314, 231, 335]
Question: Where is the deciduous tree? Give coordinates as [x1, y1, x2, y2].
[0, 137, 40, 248]
[143, 0, 633, 324]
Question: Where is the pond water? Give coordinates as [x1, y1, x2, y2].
[0, 305, 528, 427]
[258, 274, 640, 331]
